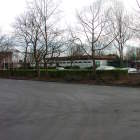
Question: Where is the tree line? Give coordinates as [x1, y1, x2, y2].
[1, 0, 140, 76]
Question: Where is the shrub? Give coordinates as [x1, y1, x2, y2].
[0, 69, 128, 81]
[64, 66, 80, 69]
[12, 69, 37, 77]
[85, 66, 93, 70]
[96, 69, 128, 80]
[45, 70, 93, 80]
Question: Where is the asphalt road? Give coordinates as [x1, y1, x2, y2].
[0, 79, 140, 140]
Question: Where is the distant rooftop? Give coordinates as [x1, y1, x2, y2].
[48, 55, 117, 61]
[0, 48, 20, 53]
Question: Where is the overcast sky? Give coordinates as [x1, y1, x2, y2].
[0, 0, 138, 33]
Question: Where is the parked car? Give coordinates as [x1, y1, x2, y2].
[121, 67, 137, 73]
[56, 67, 65, 70]
[96, 66, 115, 70]
[128, 68, 137, 73]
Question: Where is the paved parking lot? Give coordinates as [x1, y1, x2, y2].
[0, 79, 140, 140]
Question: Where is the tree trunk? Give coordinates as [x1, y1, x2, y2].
[24, 42, 28, 69]
[36, 61, 40, 78]
[43, 54, 48, 71]
[70, 58, 73, 68]
[92, 50, 96, 78]
[120, 57, 123, 67]
[24, 54, 27, 69]
[120, 50, 124, 67]
[43, 58, 47, 69]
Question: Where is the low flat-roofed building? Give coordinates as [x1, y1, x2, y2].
[46, 55, 117, 68]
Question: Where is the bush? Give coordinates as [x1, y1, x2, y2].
[12, 70, 37, 77]
[0, 69, 128, 81]
[64, 66, 80, 69]
[46, 70, 93, 81]
[72, 66, 80, 69]
[0, 70, 11, 77]
[40, 66, 56, 69]
[85, 66, 93, 70]
[96, 69, 128, 80]
[64, 66, 71, 69]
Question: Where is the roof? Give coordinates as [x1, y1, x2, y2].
[8, 49, 20, 53]
[48, 55, 117, 61]
[0, 52, 12, 55]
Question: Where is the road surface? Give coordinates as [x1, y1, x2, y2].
[0, 79, 140, 140]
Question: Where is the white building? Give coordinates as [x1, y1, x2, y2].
[0, 49, 21, 69]
[47, 55, 117, 68]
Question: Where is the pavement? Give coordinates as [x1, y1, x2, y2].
[0, 79, 140, 140]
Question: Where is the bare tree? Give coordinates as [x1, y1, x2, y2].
[0, 33, 14, 51]
[76, 0, 116, 75]
[107, 1, 133, 67]
[136, 0, 140, 9]
[14, 10, 43, 76]
[33, 0, 64, 69]
[16, 8, 43, 76]
[14, 13, 32, 68]
[126, 46, 137, 61]
[28, 9, 44, 77]
[132, 0, 140, 43]
[13, 0, 65, 76]
[67, 38, 85, 67]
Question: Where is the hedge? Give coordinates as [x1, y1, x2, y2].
[47, 70, 93, 81]
[0, 69, 128, 81]
[96, 69, 128, 80]
[0, 70, 37, 78]
[64, 66, 80, 69]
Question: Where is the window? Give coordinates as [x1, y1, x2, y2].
[87, 61, 91, 63]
